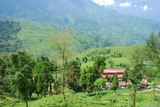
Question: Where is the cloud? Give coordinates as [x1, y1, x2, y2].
[91, 0, 115, 6]
[143, 5, 148, 11]
[119, 2, 132, 7]
[133, 4, 138, 7]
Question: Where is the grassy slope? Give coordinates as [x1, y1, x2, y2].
[80, 45, 142, 69]
[16, 19, 107, 59]
[1, 89, 159, 107]
[17, 20, 55, 59]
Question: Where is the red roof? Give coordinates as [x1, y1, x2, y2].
[103, 68, 125, 74]
[102, 68, 125, 78]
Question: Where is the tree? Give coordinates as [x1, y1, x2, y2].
[145, 32, 160, 97]
[122, 66, 129, 87]
[111, 73, 119, 93]
[94, 78, 105, 96]
[80, 66, 95, 94]
[145, 32, 160, 77]
[0, 58, 8, 95]
[93, 56, 106, 78]
[108, 59, 114, 68]
[50, 29, 73, 104]
[79, 69, 87, 94]
[105, 73, 109, 82]
[9, 52, 35, 99]
[0, 56, 14, 95]
[14, 72, 29, 107]
[36, 75, 43, 98]
[66, 60, 81, 92]
[33, 60, 53, 98]
[128, 46, 145, 107]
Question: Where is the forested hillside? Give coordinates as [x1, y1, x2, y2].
[0, 20, 22, 52]
[1, 0, 160, 46]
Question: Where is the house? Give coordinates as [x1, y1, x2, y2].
[102, 68, 126, 87]
[102, 68, 125, 80]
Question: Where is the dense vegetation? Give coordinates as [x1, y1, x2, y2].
[0, 20, 22, 52]
[0, 32, 160, 107]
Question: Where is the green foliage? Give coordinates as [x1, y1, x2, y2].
[94, 78, 105, 90]
[4, 52, 35, 107]
[129, 46, 145, 85]
[105, 73, 109, 82]
[0, 20, 22, 52]
[145, 32, 160, 82]
[93, 56, 106, 76]
[14, 72, 29, 101]
[111, 74, 119, 92]
[94, 78, 105, 97]
[111, 51, 123, 58]
[128, 46, 146, 107]
[53, 78, 61, 94]
[80, 66, 96, 94]
[122, 67, 129, 82]
[33, 59, 53, 97]
[7, 52, 35, 99]
[80, 55, 107, 93]
[66, 60, 81, 92]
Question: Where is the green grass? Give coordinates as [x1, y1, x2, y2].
[1, 88, 160, 107]
[15, 19, 108, 60]
[80, 45, 141, 70]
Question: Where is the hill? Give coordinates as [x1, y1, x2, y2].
[0, 0, 160, 47]
[0, 20, 22, 52]
[14, 19, 108, 58]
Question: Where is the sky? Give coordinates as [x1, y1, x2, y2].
[91, 0, 151, 11]
[90, 0, 160, 21]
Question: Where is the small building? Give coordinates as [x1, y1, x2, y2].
[102, 68, 125, 79]
[102, 68, 126, 88]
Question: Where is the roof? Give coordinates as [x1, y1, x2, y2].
[103, 68, 125, 74]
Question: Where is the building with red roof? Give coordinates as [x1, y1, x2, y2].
[102, 68, 125, 79]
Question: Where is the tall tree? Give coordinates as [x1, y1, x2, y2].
[66, 60, 81, 92]
[145, 32, 160, 97]
[14, 72, 29, 107]
[80, 66, 95, 94]
[9, 52, 35, 99]
[122, 66, 129, 86]
[50, 30, 73, 104]
[111, 73, 119, 93]
[128, 46, 145, 107]
[0, 56, 13, 95]
[79, 68, 87, 94]
[93, 56, 106, 79]
[33, 60, 53, 97]
[145, 32, 160, 79]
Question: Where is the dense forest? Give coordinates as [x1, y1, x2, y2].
[0, 20, 22, 52]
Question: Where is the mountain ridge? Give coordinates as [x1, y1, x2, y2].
[0, 0, 160, 52]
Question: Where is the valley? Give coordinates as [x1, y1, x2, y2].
[0, 0, 160, 107]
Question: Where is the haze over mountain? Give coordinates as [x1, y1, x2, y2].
[0, 0, 160, 53]
[91, 0, 160, 22]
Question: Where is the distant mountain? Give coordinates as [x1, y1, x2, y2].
[0, 0, 160, 47]
[108, 0, 160, 22]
